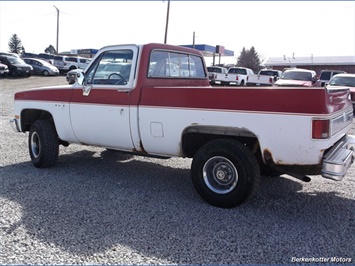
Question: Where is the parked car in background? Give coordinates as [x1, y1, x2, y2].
[274, 68, 317, 87]
[53, 55, 66, 72]
[327, 73, 355, 109]
[246, 69, 282, 86]
[0, 55, 32, 77]
[0, 61, 9, 77]
[207, 66, 228, 85]
[66, 68, 83, 84]
[23, 58, 60, 76]
[317, 69, 346, 87]
[218, 67, 254, 86]
[22, 52, 39, 59]
[38, 53, 55, 64]
[0, 52, 20, 58]
[55, 56, 91, 73]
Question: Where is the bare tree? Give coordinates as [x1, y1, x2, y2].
[44, 45, 57, 54]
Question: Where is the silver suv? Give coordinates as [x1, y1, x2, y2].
[53, 55, 90, 73]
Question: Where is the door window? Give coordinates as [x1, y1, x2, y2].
[85, 49, 133, 86]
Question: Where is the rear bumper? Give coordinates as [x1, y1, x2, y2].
[322, 135, 355, 181]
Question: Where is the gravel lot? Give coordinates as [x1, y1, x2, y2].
[1, 76, 354, 264]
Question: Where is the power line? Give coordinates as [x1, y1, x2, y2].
[3, 11, 55, 24]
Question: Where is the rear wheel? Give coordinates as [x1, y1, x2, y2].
[29, 120, 59, 168]
[191, 139, 260, 208]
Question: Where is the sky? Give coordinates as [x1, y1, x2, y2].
[0, 1, 354, 65]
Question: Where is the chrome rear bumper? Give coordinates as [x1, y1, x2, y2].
[322, 135, 355, 181]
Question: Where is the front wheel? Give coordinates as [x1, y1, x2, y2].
[191, 139, 260, 208]
[29, 120, 59, 168]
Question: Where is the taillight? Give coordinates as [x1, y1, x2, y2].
[269, 77, 273, 84]
[236, 76, 239, 81]
[312, 119, 330, 139]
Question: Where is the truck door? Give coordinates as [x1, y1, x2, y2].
[69, 46, 139, 151]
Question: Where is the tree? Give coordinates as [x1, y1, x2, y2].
[44, 45, 57, 54]
[236, 47, 248, 67]
[8, 34, 25, 54]
[236, 46, 262, 73]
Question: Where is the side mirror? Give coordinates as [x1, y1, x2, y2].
[76, 71, 85, 85]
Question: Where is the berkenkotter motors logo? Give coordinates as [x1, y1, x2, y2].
[291, 257, 352, 263]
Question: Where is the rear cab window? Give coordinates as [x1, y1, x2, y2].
[148, 50, 206, 78]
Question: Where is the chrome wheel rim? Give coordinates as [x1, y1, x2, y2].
[30, 131, 41, 159]
[203, 156, 238, 194]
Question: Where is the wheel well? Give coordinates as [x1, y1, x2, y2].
[181, 127, 261, 159]
[20, 109, 53, 132]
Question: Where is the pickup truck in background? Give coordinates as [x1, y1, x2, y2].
[10, 43, 355, 208]
[274, 68, 318, 87]
[207, 66, 228, 85]
[217, 67, 254, 86]
[247, 69, 282, 86]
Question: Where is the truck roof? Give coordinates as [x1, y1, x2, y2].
[99, 43, 205, 57]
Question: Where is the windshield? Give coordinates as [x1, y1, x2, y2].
[207, 67, 222, 73]
[8, 57, 26, 64]
[281, 71, 312, 81]
[329, 76, 355, 87]
[37, 59, 51, 66]
[229, 68, 247, 75]
[260, 70, 279, 76]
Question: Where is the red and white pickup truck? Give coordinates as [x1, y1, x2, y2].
[10, 43, 355, 208]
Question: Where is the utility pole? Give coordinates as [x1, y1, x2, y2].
[192, 31, 195, 49]
[54, 5, 59, 54]
[164, 0, 170, 44]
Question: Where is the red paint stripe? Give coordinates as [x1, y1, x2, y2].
[139, 87, 351, 114]
[15, 86, 351, 115]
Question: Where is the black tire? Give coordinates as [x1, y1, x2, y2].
[29, 120, 59, 168]
[191, 139, 260, 208]
[42, 70, 49, 76]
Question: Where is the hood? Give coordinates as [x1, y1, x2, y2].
[15, 85, 74, 102]
[274, 79, 313, 87]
